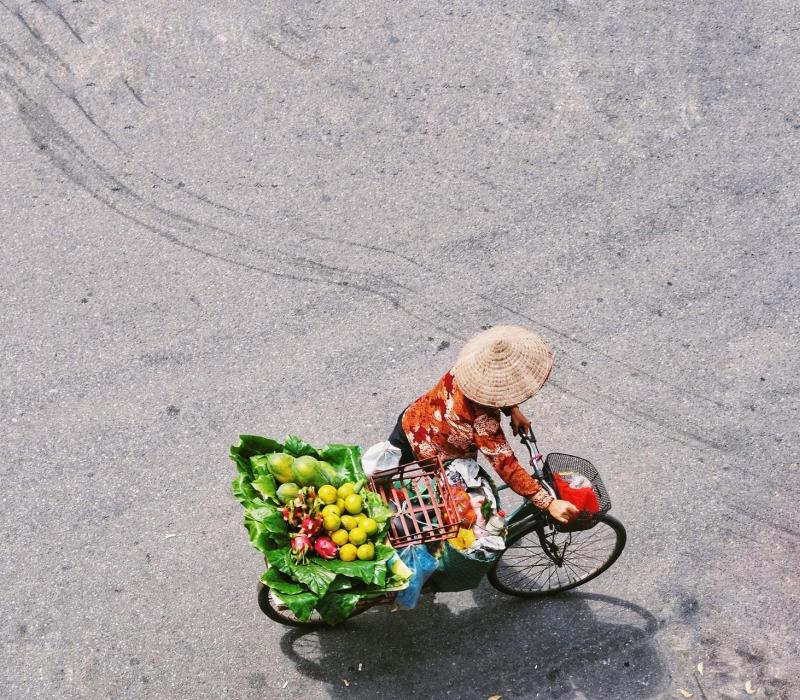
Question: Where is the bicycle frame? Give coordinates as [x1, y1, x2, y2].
[495, 429, 571, 566]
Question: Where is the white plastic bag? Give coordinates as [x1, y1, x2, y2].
[362, 441, 401, 476]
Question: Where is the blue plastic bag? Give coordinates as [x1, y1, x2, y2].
[394, 545, 438, 609]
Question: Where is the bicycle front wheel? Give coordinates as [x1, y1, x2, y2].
[488, 514, 626, 597]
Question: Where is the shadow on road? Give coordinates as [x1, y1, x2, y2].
[280, 586, 668, 698]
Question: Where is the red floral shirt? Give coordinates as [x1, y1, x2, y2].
[402, 369, 554, 510]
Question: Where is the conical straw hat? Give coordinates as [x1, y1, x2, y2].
[453, 325, 554, 407]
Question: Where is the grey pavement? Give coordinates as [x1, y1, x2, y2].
[1, 1, 799, 698]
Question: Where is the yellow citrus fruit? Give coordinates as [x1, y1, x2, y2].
[354, 512, 367, 523]
[322, 504, 341, 518]
[318, 484, 337, 504]
[361, 517, 378, 536]
[348, 527, 367, 546]
[356, 542, 375, 561]
[330, 529, 349, 546]
[339, 543, 357, 562]
[322, 514, 341, 532]
[344, 494, 363, 514]
[337, 483, 356, 499]
[336, 498, 346, 512]
[340, 515, 358, 531]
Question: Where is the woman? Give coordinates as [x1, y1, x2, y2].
[388, 325, 580, 524]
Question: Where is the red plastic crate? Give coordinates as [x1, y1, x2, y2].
[368, 456, 461, 547]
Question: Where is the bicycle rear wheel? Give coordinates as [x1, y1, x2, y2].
[488, 514, 626, 597]
[258, 582, 325, 627]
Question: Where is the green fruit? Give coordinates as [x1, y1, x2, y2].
[318, 485, 337, 504]
[344, 494, 363, 514]
[331, 529, 349, 546]
[337, 482, 356, 499]
[340, 515, 357, 531]
[322, 513, 341, 532]
[357, 542, 375, 561]
[322, 504, 341, 518]
[291, 455, 335, 488]
[361, 517, 378, 536]
[339, 543, 357, 562]
[291, 455, 319, 487]
[348, 527, 367, 546]
[276, 482, 300, 504]
[317, 460, 338, 483]
[265, 452, 294, 484]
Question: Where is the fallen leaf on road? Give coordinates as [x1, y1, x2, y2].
[677, 690, 693, 698]
[488, 696, 502, 700]
[696, 662, 704, 676]
[745, 680, 756, 695]
[343, 679, 350, 687]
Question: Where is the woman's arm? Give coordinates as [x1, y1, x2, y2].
[473, 412, 579, 522]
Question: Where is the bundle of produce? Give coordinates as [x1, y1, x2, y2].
[230, 434, 411, 625]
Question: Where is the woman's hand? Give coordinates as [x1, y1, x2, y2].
[509, 405, 531, 437]
[547, 499, 580, 524]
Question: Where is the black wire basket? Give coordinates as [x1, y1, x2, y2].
[544, 453, 612, 529]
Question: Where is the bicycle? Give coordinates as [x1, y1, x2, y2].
[257, 429, 627, 626]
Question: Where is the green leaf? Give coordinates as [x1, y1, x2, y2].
[283, 435, 320, 459]
[231, 474, 257, 506]
[315, 590, 363, 626]
[265, 549, 337, 597]
[260, 567, 306, 596]
[251, 474, 278, 501]
[238, 434, 284, 457]
[316, 542, 396, 587]
[363, 490, 393, 540]
[249, 455, 272, 476]
[327, 576, 355, 593]
[243, 504, 289, 553]
[273, 588, 320, 622]
[317, 444, 364, 484]
[246, 501, 287, 534]
[230, 450, 252, 478]
[230, 435, 283, 480]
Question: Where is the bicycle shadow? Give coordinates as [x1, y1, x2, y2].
[280, 585, 668, 698]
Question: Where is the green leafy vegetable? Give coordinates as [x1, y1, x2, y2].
[231, 474, 257, 506]
[272, 588, 319, 622]
[266, 548, 336, 597]
[317, 443, 364, 483]
[315, 590, 363, 626]
[363, 490, 393, 539]
[251, 473, 278, 501]
[283, 435, 319, 459]
[260, 567, 306, 596]
[317, 543, 395, 587]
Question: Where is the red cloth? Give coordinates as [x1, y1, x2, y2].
[553, 474, 600, 513]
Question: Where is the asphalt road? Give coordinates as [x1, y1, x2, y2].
[2, 1, 798, 698]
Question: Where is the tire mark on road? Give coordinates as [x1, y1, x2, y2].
[121, 75, 145, 106]
[548, 378, 716, 451]
[37, 1, 84, 44]
[0, 0, 70, 71]
[292, 232, 727, 412]
[1, 72, 459, 341]
[19, 69, 413, 295]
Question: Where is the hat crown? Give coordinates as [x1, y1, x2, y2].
[491, 339, 511, 357]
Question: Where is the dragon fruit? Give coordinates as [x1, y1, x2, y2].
[301, 514, 323, 536]
[290, 534, 313, 562]
[314, 536, 338, 560]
